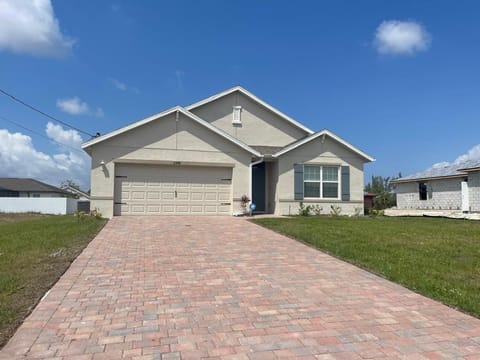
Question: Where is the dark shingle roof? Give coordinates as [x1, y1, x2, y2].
[0, 178, 69, 194]
[394, 158, 480, 183]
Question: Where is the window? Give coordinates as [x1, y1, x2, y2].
[32, 193, 40, 198]
[0, 190, 19, 197]
[304, 165, 339, 199]
[232, 106, 242, 124]
[419, 182, 427, 201]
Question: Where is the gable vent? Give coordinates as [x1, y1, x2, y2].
[232, 106, 242, 124]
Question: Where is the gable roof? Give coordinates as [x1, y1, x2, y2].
[186, 86, 315, 135]
[0, 178, 69, 194]
[393, 158, 480, 183]
[272, 129, 375, 162]
[81, 106, 262, 157]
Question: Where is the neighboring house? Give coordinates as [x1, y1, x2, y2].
[0, 178, 80, 215]
[392, 159, 480, 212]
[62, 185, 90, 200]
[0, 178, 70, 198]
[82, 86, 374, 218]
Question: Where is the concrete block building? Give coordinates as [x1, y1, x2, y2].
[392, 159, 480, 212]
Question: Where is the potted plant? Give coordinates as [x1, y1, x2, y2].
[240, 194, 250, 215]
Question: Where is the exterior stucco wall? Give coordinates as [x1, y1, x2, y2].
[87, 112, 252, 218]
[275, 136, 365, 216]
[396, 178, 463, 210]
[468, 171, 480, 212]
[265, 161, 279, 214]
[189, 92, 308, 147]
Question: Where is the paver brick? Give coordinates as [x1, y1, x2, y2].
[1, 216, 480, 359]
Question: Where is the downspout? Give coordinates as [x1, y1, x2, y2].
[249, 158, 264, 206]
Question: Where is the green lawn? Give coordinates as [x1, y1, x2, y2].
[0, 214, 107, 347]
[253, 216, 480, 318]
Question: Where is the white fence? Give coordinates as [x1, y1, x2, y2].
[0, 198, 80, 215]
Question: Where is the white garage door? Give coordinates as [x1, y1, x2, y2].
[114, 164, 232, 215]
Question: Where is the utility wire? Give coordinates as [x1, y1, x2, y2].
[0, 114, 86, 155]
[0, 88, 95, 137]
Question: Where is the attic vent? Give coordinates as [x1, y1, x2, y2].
[232, 106, 242, 124]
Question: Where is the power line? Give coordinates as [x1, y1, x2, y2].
[0, 114, 86, 155]
[0, 88, 95, 137]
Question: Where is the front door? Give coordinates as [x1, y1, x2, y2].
[461, 180, 469, 212]
[252, 162, 266, 212]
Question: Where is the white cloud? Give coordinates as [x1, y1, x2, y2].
[110, 78, 127, 91]
[423, 144, 480, 174]
[46, 122, 82, 148]
[56, 97, 89, 115]
[0, 123, 90, 189]
[0, 0, 75, 58]
[374, 20, 431, 55]
[454, 144, 480, 164]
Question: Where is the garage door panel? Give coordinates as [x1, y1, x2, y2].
[131, 181, 146, 187]
[204, 192, 217, 201]
[147, 191, 160, 199]
[115, 164, 232, 215]
[176, 191, 189, 200]
[175, 205, 189, 213]
[131, 205, 145, 213]
[204, 205, 217, 213]
[132, 191, 145, 199]
[191, 205, 203, 213]
[218, 205, 230, 213]
[146, 205, 159, 212]
[191, 192, 203, 201]
[162, 192, 175, 200]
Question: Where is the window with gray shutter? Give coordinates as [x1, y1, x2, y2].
[341, 166, 350, 201]
[294, 164, 304, 200]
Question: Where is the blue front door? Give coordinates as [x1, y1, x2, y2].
[252, 162, 266, 212]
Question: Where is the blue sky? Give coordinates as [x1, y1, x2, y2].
[1, 0, 480, 189]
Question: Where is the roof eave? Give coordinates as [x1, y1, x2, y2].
[392, 174, 467, 184]
[81, 106, 183, 149]
[272, 129, 375, 162]
[458, 166, 480, 172]
[81, 106, 262, 158]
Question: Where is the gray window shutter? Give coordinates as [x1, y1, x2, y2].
[341, 166, 350, 201]
[294, 164, 304, 200]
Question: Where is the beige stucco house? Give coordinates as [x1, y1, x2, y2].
[82, 86, 374, 218]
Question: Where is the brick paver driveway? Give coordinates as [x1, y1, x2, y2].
[2, 217, 480, 359]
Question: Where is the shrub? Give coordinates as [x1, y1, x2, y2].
[90, 208, 103, 219]
[311, 205, 323, 216]
[330, 205, 342, 216]
[74, 210, 86, 222]
[298, 202, 312, 216]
